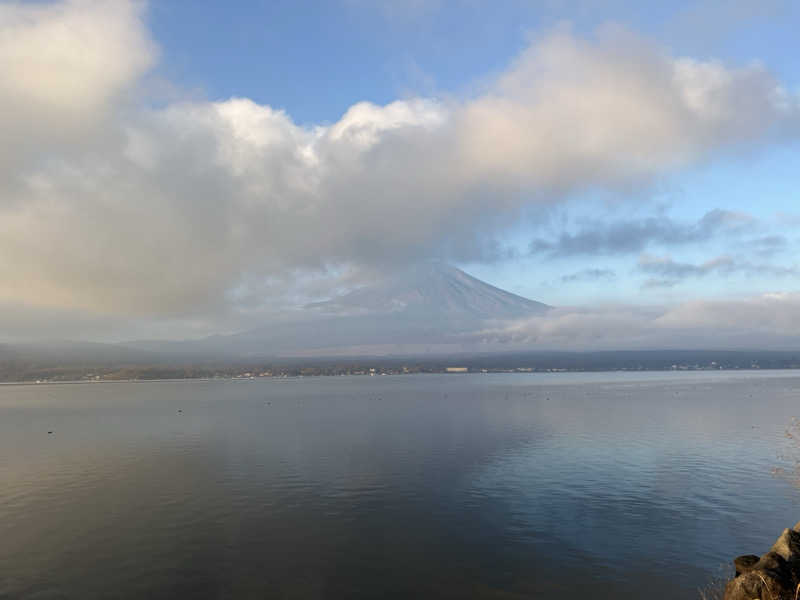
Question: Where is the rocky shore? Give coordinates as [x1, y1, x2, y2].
[725, 523, 800, 599]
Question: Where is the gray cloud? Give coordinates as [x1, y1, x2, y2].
[560, 268, 616, 283]
[638, 254, 798, 288]
[638, 254, 737, 279]
[530, 209, 756, 258]
[0, 1, 798, 338]
[749, 234, 788, 256]
[641, 279, 680, 289]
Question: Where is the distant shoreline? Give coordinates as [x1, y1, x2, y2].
[3, 366, 800, 388]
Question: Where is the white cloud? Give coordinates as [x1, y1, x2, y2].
[0, 0, 155, 172]
[0, 2, 797, 338]
[0, 0, 153, 114]
[458, 26, 792, 189]
[656, 293, 800, 336]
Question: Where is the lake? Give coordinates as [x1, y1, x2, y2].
[2, 371, 799, 599]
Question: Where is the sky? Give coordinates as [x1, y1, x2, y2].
[1, 0, 800, 348]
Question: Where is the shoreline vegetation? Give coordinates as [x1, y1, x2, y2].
[3, 363, 800, 386]
[4, 347, 800, 384]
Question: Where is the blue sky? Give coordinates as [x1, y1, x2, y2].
[147, 1, 800, 123]
[1, 0, 800, 346]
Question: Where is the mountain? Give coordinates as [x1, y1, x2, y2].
[129, 263, 551, 357]
[306, 262, 549, 320]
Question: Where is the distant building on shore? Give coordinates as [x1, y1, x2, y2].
[445, 367, 468, 373]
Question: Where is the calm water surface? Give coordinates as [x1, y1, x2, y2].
[2, 371, 800, 599]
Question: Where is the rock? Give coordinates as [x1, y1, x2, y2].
[725, 568, 793, 600]
[724, 527, 800, 600]
[770, 528, 800, 561]
[754, 551, 791, 582]
[733, 555, 759, 576]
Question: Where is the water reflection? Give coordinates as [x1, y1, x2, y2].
[1, 373, 799, 598]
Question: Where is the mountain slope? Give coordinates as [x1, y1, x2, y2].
[307, 262, 549, 319]
[129, 264, 551, 357]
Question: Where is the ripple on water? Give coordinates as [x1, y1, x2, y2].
[2, 372, 800, 599]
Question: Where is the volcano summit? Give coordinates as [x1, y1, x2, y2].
[134, 264, 551, 357]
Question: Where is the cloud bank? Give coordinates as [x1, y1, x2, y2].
[530, 209, 757, 257]
[638, 253, 799, 289]
[470, 293, 800, 351]
[0, 1, 798, 342]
